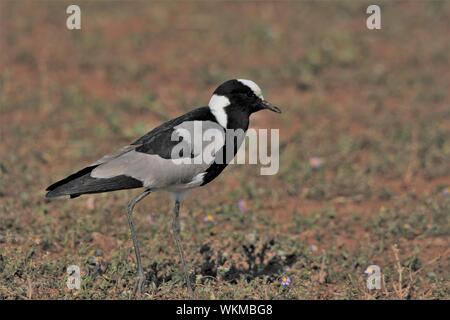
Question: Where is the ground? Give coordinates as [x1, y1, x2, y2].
[0, 1, 449, 299]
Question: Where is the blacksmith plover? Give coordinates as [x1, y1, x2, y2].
[46, 79, 281, 296]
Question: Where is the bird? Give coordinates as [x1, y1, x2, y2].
[45, 79, 281, 296]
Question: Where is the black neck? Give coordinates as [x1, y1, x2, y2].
[225, 103, 250, 131]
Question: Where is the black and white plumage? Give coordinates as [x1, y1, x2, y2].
[45, 79, 281, 296]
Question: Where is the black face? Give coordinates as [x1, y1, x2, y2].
[214, 80, 281, 115]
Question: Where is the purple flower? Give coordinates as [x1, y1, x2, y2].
[85, 196, 95, 210]
[146, 214, 155, 226]
[309, 157, 324, 169]
[441, 187, 450, 198]
[237, 199, 248, 213]
[280, 275, 291, 287]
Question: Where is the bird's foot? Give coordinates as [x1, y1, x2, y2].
[185, 274, 196, 299]
[133, 271, 146, 298]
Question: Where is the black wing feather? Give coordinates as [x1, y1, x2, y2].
[45, 165, 142, 198]
[133, 106, 217, 159]
[132, 107, 216, 145]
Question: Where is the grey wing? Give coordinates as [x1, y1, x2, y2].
[45, 117, 225, 198]
[91, 120, 226, 190]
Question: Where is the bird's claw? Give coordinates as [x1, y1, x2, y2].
[133, 272, 146, 298]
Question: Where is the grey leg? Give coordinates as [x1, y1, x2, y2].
[172, 200, 194, 296]
[126, 189, 152, 297]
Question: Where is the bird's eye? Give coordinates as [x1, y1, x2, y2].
[246, 92, 253, 97]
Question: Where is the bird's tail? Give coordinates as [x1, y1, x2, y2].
[45, 165, 143, 199]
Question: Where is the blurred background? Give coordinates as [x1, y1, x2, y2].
[0, 1, 449, 299]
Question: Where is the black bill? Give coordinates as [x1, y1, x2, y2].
[260, 100, 281, 113]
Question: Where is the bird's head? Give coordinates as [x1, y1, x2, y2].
[208, 79, 281, 128]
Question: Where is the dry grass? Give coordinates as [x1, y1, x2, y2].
[0, 0, 449, 299]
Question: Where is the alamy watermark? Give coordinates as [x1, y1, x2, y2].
[366, 5, 381, 30]
[169, 123, 279, 175]
[364, 265, 382, 290]
[67, 265, 81, 290]
[66, 5, 81, 30]
[66, 4, 381, 32]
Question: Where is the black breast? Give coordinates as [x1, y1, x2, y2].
[201, 105, 250, 186]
